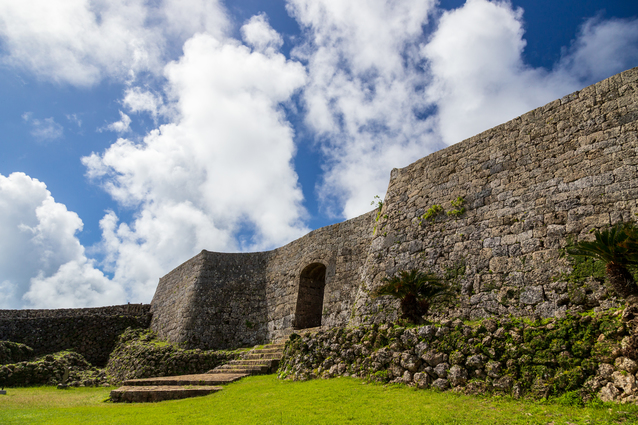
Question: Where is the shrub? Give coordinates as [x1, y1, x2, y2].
[371, 269, 453, 324]
[567, 222, 638, 298]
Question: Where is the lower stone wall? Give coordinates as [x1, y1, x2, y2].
[0, 351, 108, 388]
[0, 304, 152, 366]
[278, 304, 638, 404]
[0, 341, 33, 365]
[105, 328, 240, 383]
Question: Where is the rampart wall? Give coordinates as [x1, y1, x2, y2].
[3, 68, 638, 356]
[354, 67, 638, 323]
[150, 211, 375, 349]
[0, 304, 151, 366]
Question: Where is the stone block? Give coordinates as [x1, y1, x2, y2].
[520, 286, 544, 305]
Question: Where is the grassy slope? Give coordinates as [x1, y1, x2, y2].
[1, 375, 637, 425]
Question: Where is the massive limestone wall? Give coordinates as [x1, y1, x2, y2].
[151, 211, 375, 349]
[8, 72, 637, 357]
[0, 304, 151, 366]
[353, 67, 638, 324]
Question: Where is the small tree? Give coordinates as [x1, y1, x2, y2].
[371, 269, 452, 324]
[567, 222, 638, 299]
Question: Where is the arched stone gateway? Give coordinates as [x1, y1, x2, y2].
[293, 263, 327, 330]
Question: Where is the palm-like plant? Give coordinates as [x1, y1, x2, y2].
[567, 222, 638, 298]
[371, 269, 452, 324]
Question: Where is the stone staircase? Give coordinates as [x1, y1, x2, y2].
[110, 342, 285, 403]
[207, 342, 284, 376]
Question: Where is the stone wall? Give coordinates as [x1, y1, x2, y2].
[105, 328, 239, 384]
[0, 304, 151, 366]
[353, 67, 638, 324]
[278, 307, 638, 404]
[150, 67, 638, 349]
[151, 211, 376, 350]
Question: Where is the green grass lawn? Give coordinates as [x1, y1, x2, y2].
[1, 375, 637, 425]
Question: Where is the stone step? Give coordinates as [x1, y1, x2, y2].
[110, 341, 286, 403]
[243, 353, 282, 360]
[208, 366, 271, 375]
[211, 364, 270, 372]
[227, 359, 279, 367]
[110, 385, 222, 403]
[121, 373, 247, 387]
[250, 346, 285, 353]
[251, 346, 284, 353]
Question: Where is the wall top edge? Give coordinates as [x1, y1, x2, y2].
[389, 65, 638, 182]
[0, 303, 151, 318]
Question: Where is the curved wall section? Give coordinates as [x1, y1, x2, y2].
[150, 211, 376, 349]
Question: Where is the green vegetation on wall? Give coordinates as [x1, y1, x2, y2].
[279, 310, 633, 404]
[447, 197, 466, 218]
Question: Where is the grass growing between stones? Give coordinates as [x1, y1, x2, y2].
[1, 375, 637, 425]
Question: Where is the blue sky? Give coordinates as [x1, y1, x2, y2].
[1, 0, 637, 309]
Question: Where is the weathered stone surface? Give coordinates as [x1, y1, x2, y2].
[615, 357, 638, 375]
[433, 362, 449, 379]
[352, 67, 638, 325]
[466, 354, 487, 369]
[598, 363, 615, 380]
[494, 376, 514, 391]
[0, 351, 107, 388]
[106, 329, 238, 383]
[432, 378, 449, 391]
[600, 382, 621, 402]
[278, 311, 637, 404]
[485, 361, 502, 378]
[448, 365, 468, 387]
[150, 212, 375, 350]
[611, 371, 638, 394]
[144, 68, 638, 349]
[413, 372, 431, 389]
[400, 353, 419, 372]
[110, 385, 222, 403]
[0, 304, 151, 366]
[4, 69, 638, 385]
[422, 350, 448, 367]
[0, 341, 33, 365]
[520, 287, 544, 305]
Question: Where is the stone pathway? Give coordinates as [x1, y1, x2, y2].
[110, 342, 285, 403]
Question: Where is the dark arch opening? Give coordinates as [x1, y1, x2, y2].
[294, 263, 326, 330]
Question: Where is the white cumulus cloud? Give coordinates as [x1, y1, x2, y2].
[101, 111, 132, 134]
[287, 0, 440, 219]
[0, 172, 124, 308]
[422, 0, 638, 147]
[241, 13, 284, 55]
[556, 16, 638, 85]
[82, 28, 309, 303]
[288, 0, 638, 218]
[0, 0, 229, 86]
[123, 87, 166, 120]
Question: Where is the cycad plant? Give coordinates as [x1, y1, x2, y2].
[567, 222, 638, 298]
[371, 269, 452, 324]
